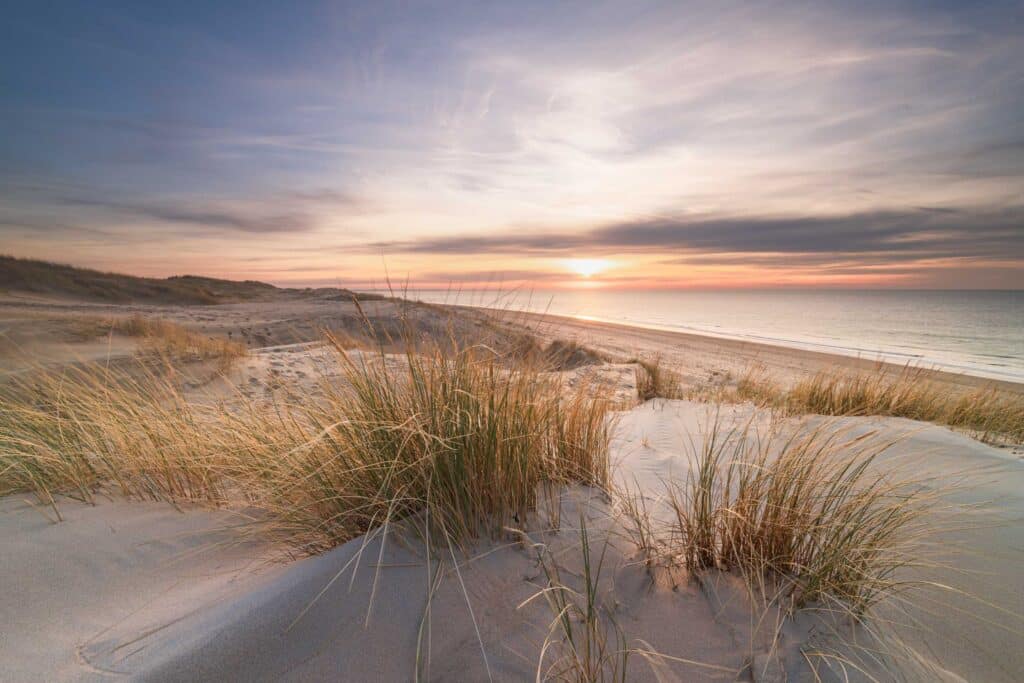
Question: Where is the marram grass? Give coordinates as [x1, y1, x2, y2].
[787, 365, 1024, 442]
[692, 362, 1024, 443]
[619, 417, 938, 615]
[0, 335, 612, 551]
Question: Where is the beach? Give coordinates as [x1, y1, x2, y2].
[2, 288, 1023, 681]
[6, 2, 1023, 679]
[5, 290, 1021, 396]
[511, 309, 1024, 395]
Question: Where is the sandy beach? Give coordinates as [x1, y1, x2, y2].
[494, 309, 1024, 396]
[2, 287, 1023, 681]
[3, 388, 1022, 681]
[5, 291, 1020, 396]
[5, 2, 1023, 679]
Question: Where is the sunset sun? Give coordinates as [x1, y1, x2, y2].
[565, 258, 611, 278]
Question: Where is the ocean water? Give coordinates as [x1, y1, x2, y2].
[407, 289, 1024, 383]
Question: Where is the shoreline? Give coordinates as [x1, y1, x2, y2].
[469, 306, 1024, 395]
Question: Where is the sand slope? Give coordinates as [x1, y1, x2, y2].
[613, 400, 1024, 682]
[0, 498, 281, 681]
[2, 401, 1022, 681]
[1, 495, 774, 681]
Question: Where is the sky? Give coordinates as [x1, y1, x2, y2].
[1, 0, 1022, 289]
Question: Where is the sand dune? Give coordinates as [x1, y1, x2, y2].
[2, 287, 1022, 681]
[3, 389, 1022, 681]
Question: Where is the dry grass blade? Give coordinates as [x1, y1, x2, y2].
[521, 513, 630, 683]
[635, 355, 681, 402]
[619, 415, 938, 615]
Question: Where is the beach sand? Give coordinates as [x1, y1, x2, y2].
[3, 383, 1022, 680]
[490, 309, 1024, 396]
[4, 291, 1021, 395]
[2, 295, 1022, 681]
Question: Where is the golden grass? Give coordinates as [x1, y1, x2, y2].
[0, 331, 612, 552]
[620, 417, 936, 615]
[108, 314, 247, 365]
[239, 335, 613, 552]
[0, 325, 979, 679]
[788, 366, 1024, 442]
[41, 312, 247, 367]
[634, 356, 681, 402]
[692, 363, 1024, 443]
[0, 362, 232, 516]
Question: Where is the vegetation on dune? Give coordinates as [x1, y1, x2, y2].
[634, 355, 681, 402]
[55, 313, 247, 366]
[673, 361, 1024, 443]
[246, 334, 613, 552]
[0, 329, 612, 551]
[0, 363, 232, 515]
[623, 420, 933, 614]
[1, 255, 228, 304]
[0, 324, 974, 680]
[526, 514, 631, 683]
[110, 314, 248, 365]
[540, 338, 607, 371]
[786, 366, 1024, 442]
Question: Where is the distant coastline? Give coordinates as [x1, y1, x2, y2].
[400, 288, 1024, 385]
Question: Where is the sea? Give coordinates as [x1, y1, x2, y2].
[400, 289, 1024, 384]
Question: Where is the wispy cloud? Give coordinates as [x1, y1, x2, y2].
[59, 197, 314, 234]
[1, 1, 1022, 286]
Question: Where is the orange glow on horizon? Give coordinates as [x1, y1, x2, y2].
[564, 258, 613, 278]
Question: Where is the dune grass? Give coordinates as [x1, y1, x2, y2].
[109, 314, 248, 365]
[0, 253, 306, 304]
[241, 335, 614, 552]
[620, 417, 936, 616]
[634, 356, 681, 402]
[524, 513, 630, 683]
[0, 362, 231, 517]
[42, 312, 247, 367]
[0, 326, 978, 679]
[690, 362, 1024, 443]
[787, 366, 1024, 442]
[0, 330, 613, 551]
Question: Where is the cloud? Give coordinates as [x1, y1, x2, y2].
[371, 207, 1024, 264]
[58, 197, 315, 234]
[2, 1, 1023, 286]
[416, 269, 567, 283]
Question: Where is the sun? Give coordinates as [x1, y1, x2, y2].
[564, 258, 611, 278]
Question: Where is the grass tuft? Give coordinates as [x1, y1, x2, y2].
[0, 331, 613, 554]
[634, 356, 681, 402]
[112, 314, 248, 366]
[248, 336, 613, 552]
[694, 363, 1024, 444]
[0, 362, 231, 511]
[788, 366, 1024, 442]
[621, 416, 935, 615]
